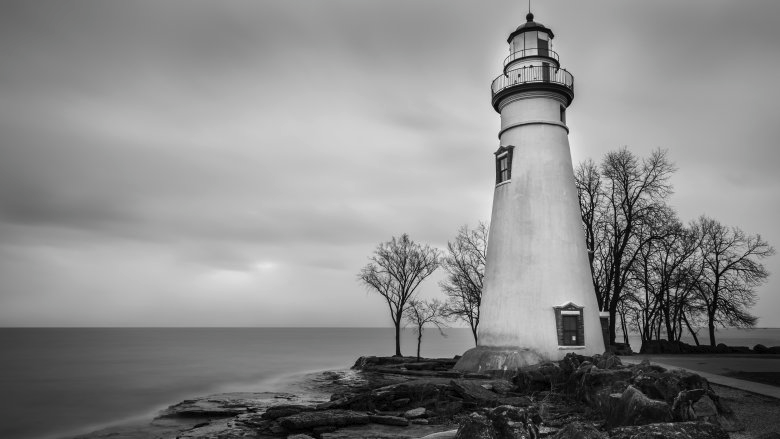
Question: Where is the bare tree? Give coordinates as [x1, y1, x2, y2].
[627, 215, 704, 343]
[439, 222, 488, 345]
[404, 298, 447, 361]
[575, 159, 608, 310]
[357, 234, 440, 356]
[693, 216, 774, 346]
[576, 148, 677, 344]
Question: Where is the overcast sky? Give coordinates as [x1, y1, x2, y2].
[1, 0, 779, 328]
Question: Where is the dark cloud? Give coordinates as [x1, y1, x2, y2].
[1, 0, 779, 326]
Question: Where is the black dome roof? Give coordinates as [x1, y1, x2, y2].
[507, 13, 554, 42]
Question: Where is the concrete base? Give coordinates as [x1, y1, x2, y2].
[453, 346, 547, 373]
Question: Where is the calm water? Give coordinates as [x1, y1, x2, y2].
[0, 327, 475, 439]
[1, 327, 778, 439]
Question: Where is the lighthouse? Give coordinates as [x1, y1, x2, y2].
[455, 13, 605, 372]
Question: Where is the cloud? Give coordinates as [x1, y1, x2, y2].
[1, 0, 779, 327]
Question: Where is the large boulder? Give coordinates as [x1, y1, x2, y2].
[454, 406, 539, 439]
[512, 362, 566, 393]
[630, 368, 711, 404]
[671, 389, 743, 432]
[576, 368, 633, 409]
[486, 405, 540, 439]
[608, 421, 729, 439]
[604, 386, 672, 428]
[278, 410, 370, 431]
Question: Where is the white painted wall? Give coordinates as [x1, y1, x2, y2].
[477, 93, 605, 361]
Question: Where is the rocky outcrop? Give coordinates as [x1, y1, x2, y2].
[76, 355, 746, 439]
[608, 421, 729, 439]
[157, 392, 291, 418]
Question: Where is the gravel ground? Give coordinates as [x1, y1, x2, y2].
[712, 383, 780, 439]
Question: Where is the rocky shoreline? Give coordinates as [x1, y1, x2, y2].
[69, 353, 780, 439]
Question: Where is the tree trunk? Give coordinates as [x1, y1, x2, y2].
[394, 322, 402, 356]
[708, 318, 716, 347]
[471, 326, 478, 347]
[683, 313, 700, 346]
[608, 308, 617, 345]
[416, 329, 422, 361]
[622, 316, 630, 345]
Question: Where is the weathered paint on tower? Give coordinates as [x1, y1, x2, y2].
[455, 13, 605, 372]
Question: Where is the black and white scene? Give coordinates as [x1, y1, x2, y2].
[2, 1, 780, 438]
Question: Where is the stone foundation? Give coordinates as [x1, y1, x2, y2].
[453, 346, 546, 373]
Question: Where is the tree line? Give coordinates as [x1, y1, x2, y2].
[357, 147, 773, 356]
[575, 147, 773, 347]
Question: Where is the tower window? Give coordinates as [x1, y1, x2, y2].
[494, 145, 514, 184]
[560, 106, 566, 124]
[554, 302, 585, 347]
[562, 315, 579, 345]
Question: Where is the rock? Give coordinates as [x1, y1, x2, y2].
[671, 388, 743, 432]
[671, 389, 707, 421]
[605, 386, 672, 428]
[632, 368, 711, 404]
[156, 392, 287, 418]
[288, 435, 316, 439]
[757, 433, 780, 439]
[278, 409, 370, 430]
[577, 368, 632, 407]
[608, 421, 729, 439]
[175, 418, 262, 438]
[550, 421, 606, 439]
[454, 405, 540, 439]
[369, 415, 409, 426]
[593, 353, 622, 370]
[483, 380, 513, 395]
[454, 412, 496, 439]
[262, 404, 315, 420]
[513, 362, 567, 393]
[403, 407, 427, 419]
[451, 379, 502, 405]
[320, 423, 456, 438]
[412, 418, 429, 425]
[419, 430, 458, 439]
[392, 398, 411, 407]
[313, 425, 339, 434]
[486, 405, 539, 438]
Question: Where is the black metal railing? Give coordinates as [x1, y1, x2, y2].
[491, 65, 574, 99]
[504, 48, 559, 66]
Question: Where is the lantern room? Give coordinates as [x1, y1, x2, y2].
[504, 13, 558, 73]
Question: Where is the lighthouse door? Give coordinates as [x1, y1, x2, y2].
[542, 62, 551, 82]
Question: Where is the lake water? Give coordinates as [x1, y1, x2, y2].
[1, 327, 778, 439]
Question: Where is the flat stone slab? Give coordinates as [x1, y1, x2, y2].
[279, 409, 370, 430]
[157, 392, 300, 418]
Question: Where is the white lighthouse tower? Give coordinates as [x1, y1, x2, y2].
[455, 12, 604, 372]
